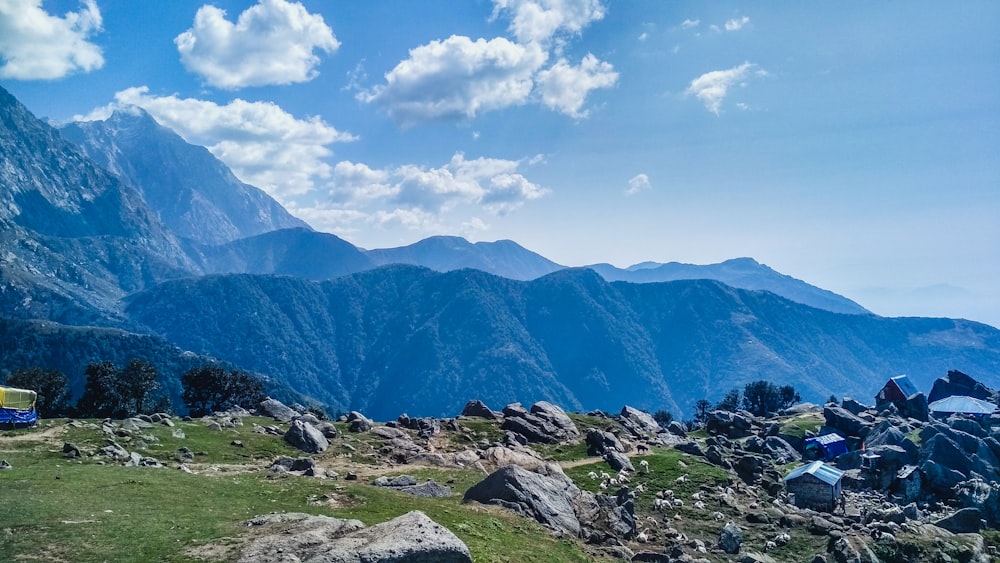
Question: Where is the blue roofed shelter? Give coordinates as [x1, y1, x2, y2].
[804, 433, 848, 461]
[784, 461, 844, 512]
[928, 396, 997, 416]
[876, 375, 918, 404]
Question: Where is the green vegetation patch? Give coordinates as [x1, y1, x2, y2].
[778, 413, 824, 439]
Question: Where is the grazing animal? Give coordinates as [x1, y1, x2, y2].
[677, 459, 687, 468]
[600, 472, 612, 480]
[691, 491, 702, 501]
[634, 484, 646, 494]
[618, 474, 630, 484]
[638, 459, 650, 474]
[711, 511, 725, 521]
[764, 541, 777, 552]
[675, 474, 688, 484]
[599, 481, 608, 490]
[587, 471, 598, 480]
[673, 499, 684, 507]
[693, 500, 706, 510]
[636, 529, 650, 543]
[637, 444, 649, 454]
[609, 478, 619, 487]
[653, 498, 670, 511]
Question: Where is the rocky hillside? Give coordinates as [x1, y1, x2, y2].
[2, 385, 996, 562]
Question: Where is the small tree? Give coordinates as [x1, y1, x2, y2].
[693, 399, 712, 423]
[182, 366, 265, 417]
[778, 385, 801, 409]
[120, 359, 159, 416]
[716, 388, 741, 412]
[4, 367, 71, 417]
[741, 380, 801, 417]
[76, 361, 126, 418]
[652, 409, 673, 427]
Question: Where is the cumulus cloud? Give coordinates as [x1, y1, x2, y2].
[686, 62, 764, 115]
[330, 152, 548, 216]
[626, 173, 650, 195]
[680, 18, 700, 29]
[0, 0, 103, 80]
[361, 0, 616, 124]
[78, 86, 355, 200]
[534, 54, 617, 118]
[491, 0, 606, 44]
[358, 36, 547, 124]
[724, 16, 750, 31]
[175, 0, 339, 89]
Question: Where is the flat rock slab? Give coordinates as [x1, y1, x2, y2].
[238, 511, 471, 563]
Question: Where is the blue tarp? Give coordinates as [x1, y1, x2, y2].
[0, 407, 37, 426]
[804, 433, 848, 460]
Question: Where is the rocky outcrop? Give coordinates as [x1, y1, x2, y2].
[934, 507, 984, 534]
[927, 369, 996, 403]
[618, 406, 661, 437]
[238, 511, 471, 563]
[706, 410, 754, 438]
[373, 475, 452, 498]
[823, 406, 870, 440]
[586, 429, 625, 456]
[461, 400, 499, 420]
[500, 401, 580, 444]
[346, 411, 372, 433]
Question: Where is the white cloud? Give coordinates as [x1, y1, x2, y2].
[491, 0, 606, 44]
[78, 86, 355, 200]
[724, 16, 750, 31]
[175, 0, 339, 89]
[0, 0, 103, 80]
[680, 18, 700, 29]
[358, 35, 547, 125]
[686, 62, 763, 115]
[534, 54, 617, 118]
[330, 152, 548, 217]
[638, 32, 648, 42]
[626, 173, 650, 195]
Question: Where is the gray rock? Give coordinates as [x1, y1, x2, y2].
[763, 436, 801, 464]
[955, 478, 1000, 527]
[374, 474, 419, 487]
[840, 397, 870, 415]
[238, 511, 471, 563]
[257, 398, 297, 422]
[666, 420, 687, 437]
[464, 464, 583, 536]
[823, 406, 870, 439]
[500, 402, 579, 445]
[347, 411, 372, 433]
[619, 406, 662, 437]
[604, 450, 635, 473]
[461, 399, 499, 420]
[371, 425, 407, 440]
[284, 420, 329, 453]
[586, 429, 624, 456]
[706, 410, 754, 438]
[934, 507, 984, 534]
[270, 456, 315, 472]
[63, 442, 81, 458]
[317, 422, 339, 439]
[719, 521, 743, 554]
[294, 413, 321, 425]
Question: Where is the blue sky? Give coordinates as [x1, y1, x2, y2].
[2, 0, 998, 327]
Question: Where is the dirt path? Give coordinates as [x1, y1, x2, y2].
[559, 456, 603, 469]
[0, 422, 67, 443]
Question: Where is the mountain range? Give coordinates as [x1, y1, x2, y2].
[2, 84, 998, 419]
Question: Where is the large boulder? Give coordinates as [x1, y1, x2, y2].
[763, 436, 801, 464]
[706, 410, 754, 439]
[900, 392, 929, 422]
[500, 402, 580, 444]
[619, 406, 661, 437]
[955, 478, 1000, 527]
[464, 464, 583, 536]
[934, 507, 984, 534]
[482, 446, 550, 472]
[284, 420, 329, 453]
[238, 511, 471, 563]
[928, 369, 995, 403]
[258, 398, 297, 422]
[586, 429, 625, 456]
[719, 521, 743, 554]
[823, 406, 870, 439]
[604, 451, 635, 473]
[460, 400, 498, 420]
[346, 411, 373, 433]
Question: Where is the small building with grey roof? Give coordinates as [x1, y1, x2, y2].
[783, 461, 844, 512]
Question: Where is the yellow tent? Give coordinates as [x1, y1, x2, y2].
[0, 386, 37, 411]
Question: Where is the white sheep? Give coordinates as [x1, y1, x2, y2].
[711, 511, 725, 521]
[764, 541, 777, 552]
[634, 483, 646, 494]
[609, 478, 619, 487]
[587, 471, 598, 480]
[693, 500, 706, 510]
[636, 529, 650, 543]
[638, 459, 650, 474]
[653, 498, 670, 511]
[599, 481, 608, 490]
[618, 473, 631, 484]
[662, 489, 674, 498]
[691, 491, 702, 501]
[673, 499, 684, 507]
[675, 474, 688, 484]
[600, 471, 611, 480]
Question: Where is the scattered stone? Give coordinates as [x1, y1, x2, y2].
[619, 405, 662, 437]
[347, 411, 373, 433]
[230, 440, 244, 448]
[934, 507, 984, 534]
[63, 442, 81, 458]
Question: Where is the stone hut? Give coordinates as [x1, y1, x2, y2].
[783, 461, 844, 512]
[891, 465, 923, 504]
